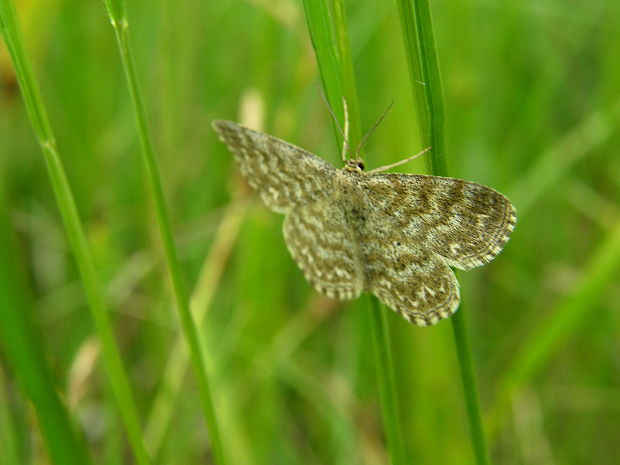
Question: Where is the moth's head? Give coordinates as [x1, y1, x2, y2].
[344, 159, 365, 173]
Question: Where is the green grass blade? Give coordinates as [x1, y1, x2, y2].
[332, 0, 363, 150]
[302, 2, 407, 463]
[395, 1, 491, 464]
[144, 201, 247, 456]
[0, 2, 152, 464]
[368, 297, 406, 465]
[302, 0, 362, 150]
[100, 3, 225, 463]
[450, 304, 491, 465]
[395, 0, 447, 175]
[0, 189, 92, 465]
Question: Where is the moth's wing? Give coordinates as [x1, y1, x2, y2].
[213, 120, 336, 213]
[283, 199, 364, 300]
[361, 241, 460, 325]
[359, 173, 516, 270]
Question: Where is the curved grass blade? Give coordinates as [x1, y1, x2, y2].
[0, 1, 152, 463]
[0, 184, 93, 465]
[100, 1, 225, 463]
[395, 1, 491, 463]
[302, 1, 407, 463]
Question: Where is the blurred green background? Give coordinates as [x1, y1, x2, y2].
[1, 0, 619, 464]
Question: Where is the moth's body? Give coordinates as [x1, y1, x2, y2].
[213, 120, 516, 326]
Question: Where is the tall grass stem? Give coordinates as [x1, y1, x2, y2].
[302, 0, 362, 150]
[302, 1, 407, 463]
[450, 304, 491, 465]
[395, 1, 491, 463]
[0, 185, 93, 465]
[395, 0, 447, 175]
[368, 298, 407, 465]
[0, 1, 152, 464]
[100, 2, 225, 463]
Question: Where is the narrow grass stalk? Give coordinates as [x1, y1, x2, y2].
[302, 2, 407, 464]
[395, 1, 491, 464]
[367, 297, 407, 465]
[0, 191, 92, 464]
[395, 0, 447, 175]
[0, 3, 153, 465]
[145, 201, 247, 455]
[100, 2, 225, 463]
[331, 0, 362, 150]
[302, 0, 362, 150]
[450, 303, 491, 465]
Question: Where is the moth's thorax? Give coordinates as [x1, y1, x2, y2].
[335, 161, 364, 196]
[334, 161, 367, 222]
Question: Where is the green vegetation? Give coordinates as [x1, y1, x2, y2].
[1, 1, 619, 464]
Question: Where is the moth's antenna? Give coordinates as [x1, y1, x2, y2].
[354, 100, 394, 159]
[319, 89, 350, 161]
[366, 146, 432, 174]
[341, 97, 350, 162]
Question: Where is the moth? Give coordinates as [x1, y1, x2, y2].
[213, 120, 516, 325]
